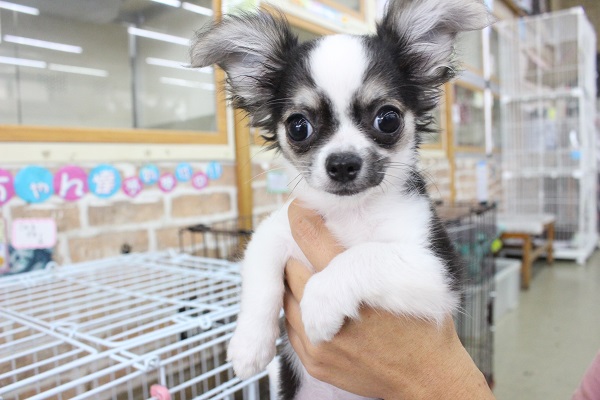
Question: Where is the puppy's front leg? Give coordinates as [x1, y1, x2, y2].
[227, 215, 292, 379]
[300, 242, 460, 345]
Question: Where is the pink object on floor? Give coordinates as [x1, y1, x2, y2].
[573, 351, 600, 400]
[150, 384, 171, 400]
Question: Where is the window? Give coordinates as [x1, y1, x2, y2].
[0, 0, 226, 144]
[457, 30, 483, 74]
[454, 83, 486, 150]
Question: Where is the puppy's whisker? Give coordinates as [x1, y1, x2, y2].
[286, 176, 306, 201]
[248, 167, 287, 184]
[286, 173, 304, 187]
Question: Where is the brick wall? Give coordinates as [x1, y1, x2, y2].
[455, 155, 503, 203]
[1, 161, 284, 267]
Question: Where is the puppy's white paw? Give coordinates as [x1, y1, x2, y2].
[227, 325, 277, 379]
[300, 274, 358, 345]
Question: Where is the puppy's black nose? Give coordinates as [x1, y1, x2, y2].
[326, 153, 363, 183]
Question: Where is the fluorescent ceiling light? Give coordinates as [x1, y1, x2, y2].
[0, 1, 39, 15]
[145, 57, 212, 74]
[160, 77, 214, 90]
[181, 2, 213, 16]
[48, 63, 108, 77]
[128, 27, 189, 46]
[146, 57, 186, 69]
[4, 35, 83, 54]
[0, 56, 46, 68]
[150, 0, 181, 7]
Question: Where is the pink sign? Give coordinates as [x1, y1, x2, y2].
[0, 169, 15, 206]
[158, 173, 177, 193]
[122, 177, 143, 198]
[191, 172, 209, 190]
[53, 165, 88, 202]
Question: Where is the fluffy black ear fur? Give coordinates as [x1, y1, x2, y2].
[190, 10, 298, 127]
[378, 0, 493, 111]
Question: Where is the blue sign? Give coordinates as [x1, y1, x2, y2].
[88, 165, 122, 199]
[206, 161, 223, 180]
[139, 164, 160, 185]
[175, 163, 193, 182]
[14, 166, 54, 204]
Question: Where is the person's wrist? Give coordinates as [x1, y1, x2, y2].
[380, 329, 493, 400]
[437, 346, 493, 399]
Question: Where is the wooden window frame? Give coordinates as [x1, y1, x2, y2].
[0, 0, 228, 145]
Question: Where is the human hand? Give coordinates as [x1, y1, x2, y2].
[285, 201, 495, 400]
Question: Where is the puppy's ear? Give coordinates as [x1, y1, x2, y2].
[378, 0, 493, 87]
[190, 11, 297, 117]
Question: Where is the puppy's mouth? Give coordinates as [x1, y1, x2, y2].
[326, 186, 363, 196]
[323, 173, 385, 197]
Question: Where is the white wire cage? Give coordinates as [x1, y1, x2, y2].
[497, 7, 598, 263]
[0, 252, 277, 400]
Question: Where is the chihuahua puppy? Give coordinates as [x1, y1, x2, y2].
[191, 1, 491, 398]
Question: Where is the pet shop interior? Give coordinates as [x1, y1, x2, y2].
[1, 0, 600, 398]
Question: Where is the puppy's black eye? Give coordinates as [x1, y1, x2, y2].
[286, 114, 314, 142]
[374, 107, 403, 134]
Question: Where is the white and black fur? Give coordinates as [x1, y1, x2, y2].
[190, 1, 492, 399]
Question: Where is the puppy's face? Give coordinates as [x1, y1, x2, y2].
[191, 0, 492, 196]
[274, 35, 416, 196]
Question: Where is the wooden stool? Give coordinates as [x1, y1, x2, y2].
[498, 214, 555, 289]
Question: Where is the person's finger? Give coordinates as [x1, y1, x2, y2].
[285, 258, 311, 301]
[288, 200, 345, 271]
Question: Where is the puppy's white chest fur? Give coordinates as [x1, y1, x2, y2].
[316, 195, 432, 249]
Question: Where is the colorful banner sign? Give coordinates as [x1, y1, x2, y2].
[158, 173, 177, 193]
[191, 171, 209, 190]
[140, 164, 160, 185]
[89, 165, 122, 199]
[0, 169, 15, 206]
[14, 166, 54, 204]
[122, 177, 143, 198]
[175, 163, 193, 182]
[54, 165, 88, 202]
[1, 162, 226, 204]
[206, 161, 223, 180]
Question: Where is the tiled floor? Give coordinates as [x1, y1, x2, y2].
[494, 251, 600, 400]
